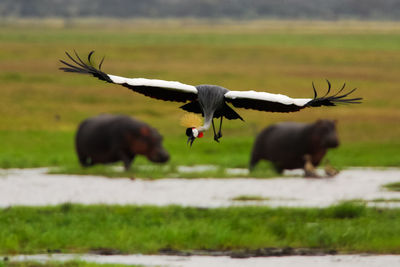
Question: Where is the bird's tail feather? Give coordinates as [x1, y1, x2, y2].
[307, 80, 362, 107]
[59, 50, 112, 83]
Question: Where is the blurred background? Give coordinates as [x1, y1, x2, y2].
[0, 0, 399, 176]
[2, 0, 400, 20]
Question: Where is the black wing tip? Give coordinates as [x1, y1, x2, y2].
[59, 50, 112, 83]
[308, 80, 362, 107]
[88, 50, 95, 59]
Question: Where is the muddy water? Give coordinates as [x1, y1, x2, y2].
[8, 254, 400, 267]
[1, 168, 400, 207]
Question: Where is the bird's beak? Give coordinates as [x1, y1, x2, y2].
[187, 136, 196, 147]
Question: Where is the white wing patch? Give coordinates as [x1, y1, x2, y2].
[108, 75, 198, 94]
[224, 90, 311, 107]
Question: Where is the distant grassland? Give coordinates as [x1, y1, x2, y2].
[0, 20, 399, 175]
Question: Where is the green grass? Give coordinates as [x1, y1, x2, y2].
[2, 203, 400, 255]
[382, 182, 400, 192]
[0, 20, 399, 176]
[0, 130, 398, 178]
[336, 198, 400, 204]
[371, 198, 400, 203]
[1, 21, 400, 259]
[1, 20, 400, 51]
[2, 260, 143, 267]
[231, 195, 271, 201]
[372, 198, 400, 202]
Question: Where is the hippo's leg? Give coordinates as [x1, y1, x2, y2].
[78, 154, 92, 167]
[268, 161, 284, 174]
[249, 157, 259, 171]
[273, 164, 284, 174]
[303, 154, 319, 178]
[120, 153, 135, 171]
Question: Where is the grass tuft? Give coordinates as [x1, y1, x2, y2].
[371, 198, 400, 203]
[324, 202, 367, 219]
[382, 182, 400, 192]
[231, 195, 270, 201]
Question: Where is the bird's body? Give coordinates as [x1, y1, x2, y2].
[196, 85, 227, 131]
[60, 51, 362, 145]
[181, 84, 243, 137]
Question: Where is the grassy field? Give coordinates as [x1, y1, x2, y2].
[2, 203, 400, 255]
[0, 20, 400, 259]
[0, 20, 399, 177]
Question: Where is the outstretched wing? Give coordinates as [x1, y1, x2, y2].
[224, 80, 362, 113]
[59, 51, 198, 103]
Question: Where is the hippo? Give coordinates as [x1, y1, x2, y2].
[75, 114, 170, 171]
[249, 120, 339, 177]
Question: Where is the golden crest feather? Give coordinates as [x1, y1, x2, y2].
[180, 113, 203, 128]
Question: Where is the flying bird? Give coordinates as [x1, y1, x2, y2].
[60, 51, 362, 146]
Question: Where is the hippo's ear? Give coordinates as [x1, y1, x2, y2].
[140, 126, 151, 137]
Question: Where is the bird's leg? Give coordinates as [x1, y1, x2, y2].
[217, 117, 223, 139]
[212, 119, 220, 143]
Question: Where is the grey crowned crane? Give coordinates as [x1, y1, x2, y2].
[60, 51, 362, 146]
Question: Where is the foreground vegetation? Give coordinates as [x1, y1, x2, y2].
[1, 203, 400, 255]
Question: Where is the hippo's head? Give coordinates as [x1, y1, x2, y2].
[148, 143, 170, 163]
[312, 120, 339, 148]
[128, 125, 170, 163]
[145, 129, 170, 163]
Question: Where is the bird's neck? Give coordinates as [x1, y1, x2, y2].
[197, 116, 213, 132]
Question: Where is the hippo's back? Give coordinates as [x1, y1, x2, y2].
[75, 114, 141, 161]
[255, 122, 309, 151]
[250, 122, 311, 171]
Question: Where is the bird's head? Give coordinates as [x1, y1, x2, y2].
[181, 113, 204, 147]
[186, 127, 203, 146]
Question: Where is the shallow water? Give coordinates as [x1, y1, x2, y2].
[3, 168, 400, 266]
[1, 167, 400, 208]
[8, 253, 400, 267]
